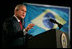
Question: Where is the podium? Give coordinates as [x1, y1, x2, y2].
[27, 29, 70, 48]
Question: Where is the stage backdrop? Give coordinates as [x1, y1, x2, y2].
[23, 3, 70, 39]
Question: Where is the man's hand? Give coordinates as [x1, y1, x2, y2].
[25, 23, 35, 32]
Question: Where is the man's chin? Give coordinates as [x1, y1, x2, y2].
[21, 17, 25, 19]
[21, 16, 25, 19]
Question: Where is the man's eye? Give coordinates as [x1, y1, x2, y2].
[22, 10, 24, 11]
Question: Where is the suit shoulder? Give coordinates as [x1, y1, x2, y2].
[4, 17, 15, 23]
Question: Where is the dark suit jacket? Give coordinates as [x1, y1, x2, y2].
[2, 16, 26, 48]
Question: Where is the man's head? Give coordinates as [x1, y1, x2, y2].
[14, 4, 27, 19]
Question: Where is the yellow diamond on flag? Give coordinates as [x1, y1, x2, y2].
[31, 9, 66, 30]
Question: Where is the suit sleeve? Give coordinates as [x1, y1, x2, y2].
[3, 20, 24, 40]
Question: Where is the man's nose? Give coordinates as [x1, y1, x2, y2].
[23, 13, 26, 15]
[23, 12, 26, 14]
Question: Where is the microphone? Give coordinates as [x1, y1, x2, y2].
[49, 19, 63, 30]
[49, 19, 59, 24]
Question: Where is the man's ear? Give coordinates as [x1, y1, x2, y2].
[14, 9, 17, 14]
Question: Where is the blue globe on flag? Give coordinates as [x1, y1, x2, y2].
[43, 12, 55, 29]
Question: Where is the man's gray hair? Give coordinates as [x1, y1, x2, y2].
[14, 4, 26, 11]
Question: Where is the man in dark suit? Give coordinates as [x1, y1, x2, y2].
[2, 4, 35, 48]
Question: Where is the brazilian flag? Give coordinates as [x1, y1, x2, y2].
[24, 3, 70, 37]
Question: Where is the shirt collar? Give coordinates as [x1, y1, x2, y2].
[14, 15, 20, 22]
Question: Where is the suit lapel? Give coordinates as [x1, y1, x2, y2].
[12, 16, 23, 31]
